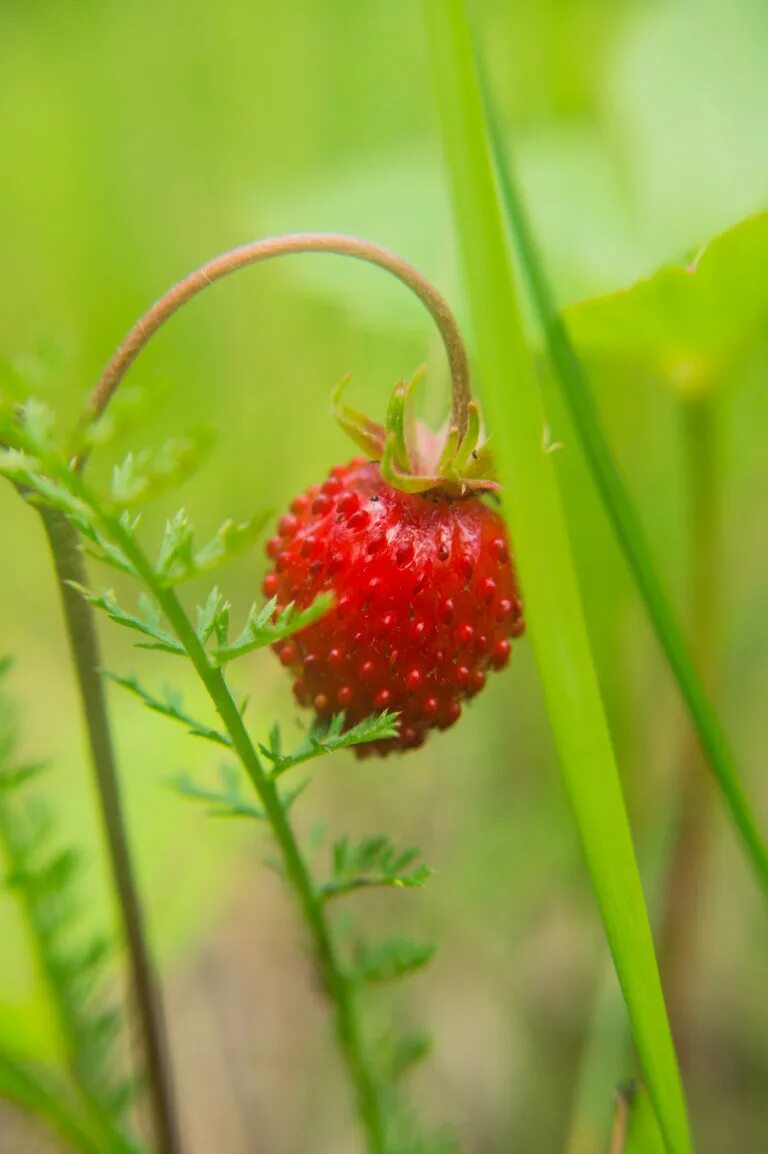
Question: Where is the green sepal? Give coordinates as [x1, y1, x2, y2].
[332, 376, 386, 458]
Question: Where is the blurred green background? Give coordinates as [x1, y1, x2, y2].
[1, 0, 767, 1151]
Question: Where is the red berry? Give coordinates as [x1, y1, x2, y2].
[264, 460, 524, 756]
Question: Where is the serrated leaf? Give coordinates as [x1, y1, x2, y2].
[352, 938, 435, 984]
[188, 512, 270, 576]
[71, 586, 184, 655]
[72, 519, 138, 578]
[262, 710, 399, 777]
[107, 672, 231, 747]
[196, 586, 230, 644]
[171, 766, 265, 820]
[0, 685, 132, 1120]
[109, 433, 212, 508]
[19, 399, 57, 453]
[320, 833, 431, 901]
[154, 508, 195, 579]
[212, 593, 334, 666]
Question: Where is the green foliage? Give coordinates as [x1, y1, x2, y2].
[425, 5, 692, 1152]
[564, 212, 768, 386]
[152, 507, 270, 587]
[352, 939, 435, 985]
[109, 435, 212, 508]
[475, 44, 768, 902]
[0, 400, 442, 1151]
[171, 764, 266, 820]
[72, 587, 185, 656]
[259, 712, 400, 776]
[107, 672, 232, 748]
[320, 835, 432, 902]
[0, 663, 137, 1152]
[211, 592, 334, 665]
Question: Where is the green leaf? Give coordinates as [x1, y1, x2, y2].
[171, 765, 265, 820]
[320, 834, 431, 901]
[153, 510, 270, 587]
[0, 689, 133, 1127]
[154, 509, 195, 580]
[352, 938, 435, 985]
[109, 433, 212, 508]
[74, 519, 139, 579]
[211, 593, 334, 666]
[564, 213, 768, 388]
[70, 586, 184, 656]
[261, 711, 400, 778]
[425, 6, 691, 1153]
[195, 587, 230, 645]
[107, 673, 231, 748]
[190, 513, 270, 576]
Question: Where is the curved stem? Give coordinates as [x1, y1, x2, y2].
[80, 232, 471, 453]
[88, 500, 386, 1153]
[37, 508, 181, 1154]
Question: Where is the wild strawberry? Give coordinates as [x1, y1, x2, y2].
[263, 376, 524, 755]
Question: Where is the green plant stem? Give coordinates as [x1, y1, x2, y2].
[658, 391, 720, 1065]
[424, 4, 691, 1152]
[37, 507, 181, 1154]
[90, 503, 386, 1154]
[472, 40, 768, 899]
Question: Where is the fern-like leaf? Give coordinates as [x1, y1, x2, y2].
[320, 834, 431, 901]
[260, 711, 400, 776]
[0, 666, 133, 1123]
[107, 672, 231, 748]
[352, 939, 436, 985]
[211, 594, 334, 666]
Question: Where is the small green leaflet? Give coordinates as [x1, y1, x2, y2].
[152, 507, 270, 587]
[211, 593, 334, 666]
[352, 938, 436, 985]
[320, 834, 432, 901]
[107, 673, 231, 748]
[68, 586, 184, 655]
[171, 765, 265, 820]
[260, 711, 400, 777]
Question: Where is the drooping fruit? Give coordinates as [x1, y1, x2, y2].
[264, 456, 524, 756]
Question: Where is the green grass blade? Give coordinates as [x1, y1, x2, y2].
[423, 4, 692, 1153]
[472, 37, 768, 901]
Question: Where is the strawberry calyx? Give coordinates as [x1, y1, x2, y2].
[332, 373, 500, 498]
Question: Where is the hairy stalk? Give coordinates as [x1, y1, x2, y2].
[472, 35, 768, 898]
[659, 391, 720, 1066]
[37, 507, 181, 1154]
[79, 232, 472, 449]
[81, 495, 386, 1154]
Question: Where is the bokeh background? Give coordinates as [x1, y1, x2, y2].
[1, 0, 767, 1151]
